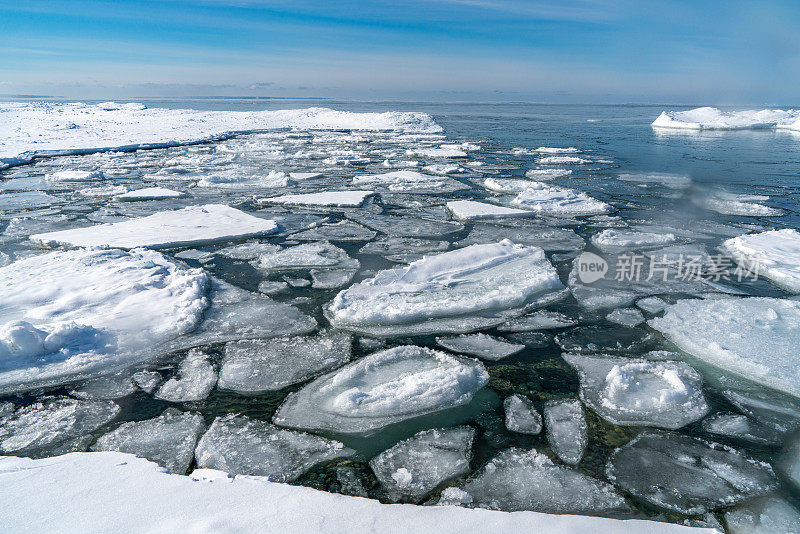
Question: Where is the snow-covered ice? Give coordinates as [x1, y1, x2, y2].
[218, 333, 351, 394]
[563, 353, 709, 429]
[591, 229, 677, 251]
[503, 394, 542, 435]
[606, 431, 777, 515]
[636, 296, 667, 314]
[436, 333, 524, 361]
[155, 349, 218, 403]
[543, 399, 587, 465]
[32, 204, 278, 249]
[650, 298, 800, 398]
[511, 183, 612, 217]
[327, 241, 566, 336]
[652, 107, 800, 131]
[695, 190, 782, 217]
[353, 170, 467, 193]
[45, 170, 105, 182]
[446, 200, 533, 220]
[114, 187, 187, 201]
[369, 426, 475, 502]
[525, 168, 573, 179]
[92, 408, 206, 473]
[723, 229, 800, 292]
[273, 345, 488, 435]
[257, 190, 375, 208]
[195, 414, 353, 481]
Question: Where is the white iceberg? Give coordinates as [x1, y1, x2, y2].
[31, 204, 278, 250]
[273, 345, 488, 435]
[511, 183, 611, 217]
[446, 200, 533, 220]
[114, 187, 187, 201]
[652, 107, 800, 131]
[722, 229, 800, 292]
[544, 399, 587, 465]
[257, 190, 375, 208]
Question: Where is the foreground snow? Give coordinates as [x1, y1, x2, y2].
[0, 102, 442, 169]
[652, 107, 800, 131]
[0, 452, 717, 534]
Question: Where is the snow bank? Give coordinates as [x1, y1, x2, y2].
[0, 102, 442, 169]
[31, 204, 278, 249]
[722, 229, 800, 292]
[0, 452, 715, 534]
[652, 107, 800, 131]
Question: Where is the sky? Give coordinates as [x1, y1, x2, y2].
[0, 0, 798, 103]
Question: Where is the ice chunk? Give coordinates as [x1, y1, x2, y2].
[544, 399, 587, 465]
[349, 213, 464, 239]
[511, 183, 612, 216]
[725, 497, 800, 534]
[132, 370, 162, 393]
[253, 241, 359, 289]
[446, 200, 533, 220]
[537, 156, 591, 165]
[291, 220, 376, 242]
[650, 298, 800, 398]
[257, 190, 375, 208]
[722, 388, 800, 433]
[92, 408, 206, 474]
[606, 431, 777, 515]
[155, 349, 218, 402]
[406, 147, 467, 159]
[289, 172, 323, 180]
[636, 296, 667, 314]
[483, 178, 540, 193]
[497, 310, 577, 332]
[326, 241, 565, 337]
[195, 414, 353, 481]
[436, 333, 524, 361]
[0, 248, 208, 393]
[0, 397, 119, 457]
[524, 168, 572, 179]
[273, 345, 488, 435]
[503, 394, 542, 435]
[695, 190, 782, 216]
[31, 204, 278, 249]
[591, 229, 677, 251]
[218, 333, 351, 394]
[359, 236, 449, 263]
[45, 170, 105, 182]
[0, 191, 59, 210]
[459, 448, 628, 515]
[369, 426, 475, 502]
[605, 307, 645, 327]
[702, 413, 783, 446]
[652, 107, 800, 131]
[723, 229, 800, 292]
[353, 170, 467, 193]
[617, 173, 691, 189]
[71, 373, 138, 400]
[563, 353, 709, 429]
[114, 187, 187, 201]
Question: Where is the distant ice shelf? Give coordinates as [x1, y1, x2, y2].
[652, 107, 800, 131]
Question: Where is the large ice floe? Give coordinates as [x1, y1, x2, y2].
[445, 200, 533, 220]
[510, 183, 612, 217]
[606, 431, 777, 515]
[0, 453, 714, 534]
[194, 414, 353, 481]
[326, 240, 566, 337]
[0, 248, 208, 393]
[722, 229, 800, 292]
[562, 353, 709, 429]
[273, 346, 488, 435]
[369, 426, 475, 502]
[652, 107, 800, 131]
[31, 204, 277, 249]
[0, 102, 442, 169]
[456, 448, 629, 515]
[650, 297, 800, 398]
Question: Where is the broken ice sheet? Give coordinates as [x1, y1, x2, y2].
[496, 310, 577, 332]
[454, 223, 584, 252]
[436, 333, 524, 361]
[544, 399, 587, 465]
[358, 236, 449, 263]
[155, 349, 218, 403]
[702, 413, 784, 446]
[291, 220, 377, 242]
[503, 394, 542, 435]
[347, 212, 463, 238]
[605, 307, 645, 327]
[725, 497, 800, 534]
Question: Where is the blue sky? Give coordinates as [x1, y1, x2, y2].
[1, 0, 798, 103]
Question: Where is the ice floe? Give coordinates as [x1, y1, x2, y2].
[503, 394, 542, 435]
[358, 236, 449, 263]
[353, 170, 467, 193]
[543, 399, 587, 465]
[195, 414, 353, 481]
[524, 168, 573, 179]
[257, 190, 375, 208]
[650, 297, 800, 398]
[252, 241, 359, 289]
[725, 497, 800, 534]
[591, 229, 677, 251]
[369, 426, 475, 502]
[723, 229, 800, 292]
[605, 307, 645, 327]
[273, 345, 488, 435]
[537, 156, 591, 165]
[511, 183, 612, 217]
[606, 431, 777, 515]
[446, 200, 533, 220]
[92, 408, 206, 473]
[291, 220, 377, 242]
[617, 172, 691, 189]
[406, 147, 467, 159]
[436, 333, 524, 361]
[652, 107, 800, 131]
[326, 240, 566, 336]
[695, 190, 783, 216]
[218, 333, 351, 394]
[45, 170, 105, 182]
[114, 187, 187, 201]
[71, 373, 138, 400]
[31, 204, 278, 249]
[349, 213, 464, 239]
[702, 413, 783, 446]
[497, 310, 577, 332]
[563, 353, 709, 429]
[155, 349, 218, 403]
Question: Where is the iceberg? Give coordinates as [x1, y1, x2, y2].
[92, 408, 206, 474]
[273, 345, 488, 435]
[511, 183, 612, 217]
[650, 298, 800, 398]
[195, 414, 353, 482]
[256, 190, 375, 208]
[543, 399, 587, 465]
[563, 353, 709, 429]
[446, 200, 533, 220]
[436, 333, 524, 361]
[652, 107, 800, 131]
[722, 229, 800, 292]
[369, 426, 475, 502]
[31, 204, 278, 250]
[503, 394, 542, 435]
[326, 241, 566, 337]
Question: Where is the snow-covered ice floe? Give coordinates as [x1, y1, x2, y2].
[0, 102, 442, 169]
[114, 187, 187, 201]
[510, 183, 612, 217]
[650, 298, 800, 398]
[0, 452, 715, 533]
[652, 107, 800, 131]
[256, 190, 375, 208]
[694, 190, 782, 217]
[273, 345, 488, 436]
[0, 248, 208, 393]
[44, 170, 105, 182]
[722, 229, 800, 292]
[31, 204, 277, 250]
[326, 240, 566, 337]
[352, 170, 468, 193]
[445, 200, 533, 220]
[591, 229, 677, 251]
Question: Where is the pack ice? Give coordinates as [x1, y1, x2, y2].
[563, 353, 708, 429]
[272, 346, 488, 435]
[0, 248, 208, 393]
[195, 414, 353, 481]
[326, 240, 566, 337]
[31, 204, 278, 249]
[723, 229, 800, 292]
[369, 426, 475, 502]
[650, 298, 800, 398]
[652, 107, 800, 131]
